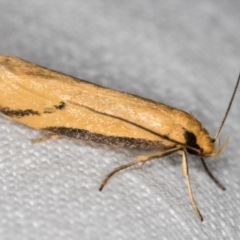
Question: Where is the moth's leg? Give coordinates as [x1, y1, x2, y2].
[140, 149, 170, 167]
[31, 134, 61, 144]
[180, 150, 203, 221]
[200, 158, 225, 190]
[99, 147, 181, 191]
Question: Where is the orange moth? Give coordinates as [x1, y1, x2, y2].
[0, 54, 239, 221]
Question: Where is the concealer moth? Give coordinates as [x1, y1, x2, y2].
[0, 54, 239, 221]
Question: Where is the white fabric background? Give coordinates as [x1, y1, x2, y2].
[0, 1, 240, 239]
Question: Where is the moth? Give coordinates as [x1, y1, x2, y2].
[0, 54, 239, 221]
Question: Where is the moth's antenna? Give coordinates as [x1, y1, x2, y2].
[213, 73, 240, 142]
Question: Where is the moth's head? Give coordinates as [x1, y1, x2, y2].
[186, 127, 228, 157]
[184, 127, 215, 156]
[196, 128, 215, 155]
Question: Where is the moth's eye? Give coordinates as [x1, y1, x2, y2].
[183, 129, 200, 148]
